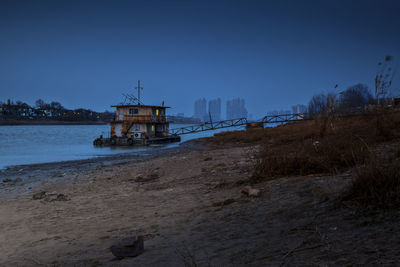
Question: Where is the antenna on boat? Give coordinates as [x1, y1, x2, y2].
[135, 80, 143, 105]
[122, 93, 142, 105]
[120, 80, 144, 105]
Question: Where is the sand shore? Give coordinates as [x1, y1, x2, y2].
[0, 139, 399, 266]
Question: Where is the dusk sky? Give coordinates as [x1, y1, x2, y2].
[1, 0, 399, 118]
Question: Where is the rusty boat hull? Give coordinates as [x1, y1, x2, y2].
[93, 135, 181, 146]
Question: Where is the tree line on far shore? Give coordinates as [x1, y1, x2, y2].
[306, 56, 398, 116]
[0, 99, 115, 122]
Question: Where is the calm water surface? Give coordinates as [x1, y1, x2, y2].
[0, 124, 242, 169]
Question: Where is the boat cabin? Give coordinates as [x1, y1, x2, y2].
[110, 104, 170, 139]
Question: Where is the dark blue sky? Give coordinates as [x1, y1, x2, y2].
[1, 0, 399, 118]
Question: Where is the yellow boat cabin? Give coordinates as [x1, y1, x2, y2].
[110, 104, 170, 139]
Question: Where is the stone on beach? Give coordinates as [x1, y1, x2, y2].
[241, 186, 261, 197]
[110, 236, 144, 258]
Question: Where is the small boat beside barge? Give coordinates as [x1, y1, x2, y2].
[93, 81, 181, 146]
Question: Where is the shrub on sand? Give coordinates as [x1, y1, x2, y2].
[342, 160, 400, 209]
[251, 133, 370, 182]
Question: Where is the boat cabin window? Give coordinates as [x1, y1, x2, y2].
[118, 108, 124, 120]
[129, 108, 139, 115]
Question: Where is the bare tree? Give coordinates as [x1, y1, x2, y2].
[326, 92, 337, 115]
[375, 55, 396, 103]
[308, 93, 327, 116]
[340, 83, 373, 110]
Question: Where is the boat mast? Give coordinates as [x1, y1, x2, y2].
[135, 80, 143, 105]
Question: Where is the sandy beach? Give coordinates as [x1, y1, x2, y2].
[1, 135, 399, 266]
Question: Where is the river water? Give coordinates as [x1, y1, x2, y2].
[0, 124, 243, 169]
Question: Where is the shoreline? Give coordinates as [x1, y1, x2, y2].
[0, 120, 109, 126]
[1, 137, 208, 170]
[0, 138, 210, 197]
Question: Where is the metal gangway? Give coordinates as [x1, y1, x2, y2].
[260, 113, 308, 124]
[169, 113, 308, 136]
[169, 117, 248, 135]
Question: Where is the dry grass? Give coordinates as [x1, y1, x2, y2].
[210, 110, 400, 209]
[342, 160, 400, 209]
[211, 110, 400, 147]
[251, 134, 370, 182]
[249, 113, 398, 182]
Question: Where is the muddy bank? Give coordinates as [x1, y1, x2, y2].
[0, 138, 209, 198]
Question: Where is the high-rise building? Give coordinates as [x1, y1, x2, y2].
[193, 98, 207, 122]
[226, 98, 248, 120]
[208, 98, 221, 122]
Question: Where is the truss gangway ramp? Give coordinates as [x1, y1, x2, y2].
[169, 113, 308, 136]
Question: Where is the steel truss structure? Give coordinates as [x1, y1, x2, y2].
[260, 113, 308, 124]
[169, 118, 248, 135]
[169, 113, 308, 136]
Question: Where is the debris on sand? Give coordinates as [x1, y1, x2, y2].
[241, 186, 261, 197]
[32, 192, 70, 202]
[110, 236, 144, 258]
[212, 198, 236, 207]
[42, 194, 70, 202]
[2, 178, 23, 185]
[32, 191, 47, 200]
[134, 171, 160, 182]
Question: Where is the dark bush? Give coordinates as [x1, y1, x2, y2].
[342, 161, 400, 209]
[251, 133, 370, 182]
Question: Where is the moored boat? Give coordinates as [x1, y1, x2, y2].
[93, 81, 181, 146]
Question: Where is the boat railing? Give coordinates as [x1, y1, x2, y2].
[114, 115, 166, 123]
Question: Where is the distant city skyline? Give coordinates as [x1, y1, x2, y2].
[193, 97, 250, 121]
[193, 98, 207, 121]
[208, 98, 221, 121]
